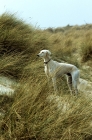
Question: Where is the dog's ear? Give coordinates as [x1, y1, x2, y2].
[47, 50, 51, 56]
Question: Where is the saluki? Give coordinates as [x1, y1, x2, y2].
[37, 50, 80, 95]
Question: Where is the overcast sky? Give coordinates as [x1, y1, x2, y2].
[0, 0, 92, 28]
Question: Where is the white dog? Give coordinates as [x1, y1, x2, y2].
[37, 50, 80, 95]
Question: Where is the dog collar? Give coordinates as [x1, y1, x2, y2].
[44, 59, 51, 64]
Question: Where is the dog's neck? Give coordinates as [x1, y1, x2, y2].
[44, 56, 51, 64]
[44, 59, 51, 64]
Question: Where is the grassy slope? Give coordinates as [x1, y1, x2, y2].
[0, 13, 92, 140]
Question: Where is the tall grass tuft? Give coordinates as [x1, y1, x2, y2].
[0, 13, 49, 79]
[81, 38, 92, 62]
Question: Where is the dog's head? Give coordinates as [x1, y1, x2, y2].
[37, 50, 51, 58]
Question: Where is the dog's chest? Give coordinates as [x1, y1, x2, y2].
[44, 65, 49, 76]
[44, 65, 51, 76]
[44, 65, 54, 77]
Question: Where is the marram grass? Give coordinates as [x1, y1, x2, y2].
[0, 76, 92, 140]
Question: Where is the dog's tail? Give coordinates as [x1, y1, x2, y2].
[77, 70, 80, 84]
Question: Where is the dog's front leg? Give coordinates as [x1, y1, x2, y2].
[52, 77, 58, 93]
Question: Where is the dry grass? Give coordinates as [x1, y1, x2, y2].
[80, 38, 92, 62]
[0, 76, 92, 140]
[0, 13, 92, 140]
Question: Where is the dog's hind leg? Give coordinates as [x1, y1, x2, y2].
[72, 80, 78, 95]
[72, 70, 79, 95]
[67, 73, 73, 95]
